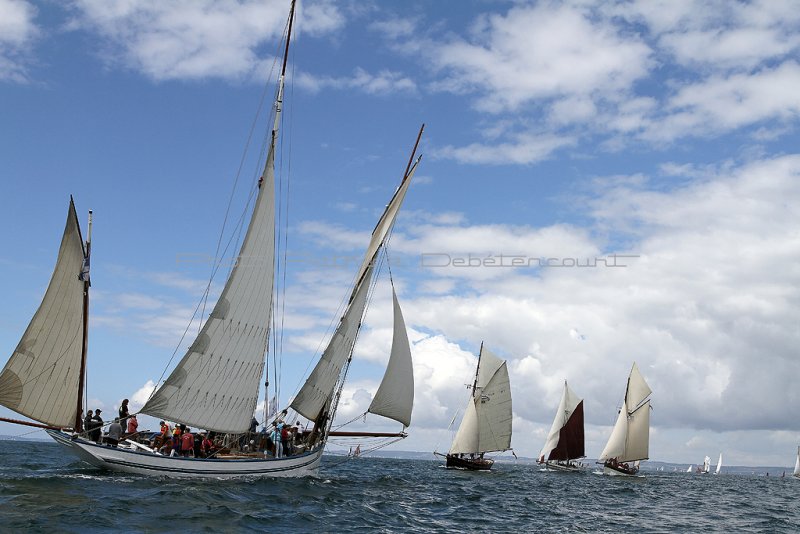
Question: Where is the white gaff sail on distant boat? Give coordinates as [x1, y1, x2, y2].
[714, 453, 722, 475]
[538, 380, 584, 471]
[598, 362, 652, 477]
[687, 465, 693, 473]
[793, 446, 799, 479]
[1, 0, 422, 479]
[438, 343, 513, 471]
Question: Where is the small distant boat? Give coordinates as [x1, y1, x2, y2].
[714, 453, 723, 475]
[538, 380, 584, 472]
[794, 446, 800, 479]
[436, 343, 513, 471]
[697, 456, 711, 474]
[687, 465, 693, 473]
[597, 362, 652, 477]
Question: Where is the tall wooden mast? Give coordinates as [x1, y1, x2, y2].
[75, 209, 92, 431]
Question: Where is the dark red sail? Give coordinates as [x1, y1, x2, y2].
[547, 400, 584, 461]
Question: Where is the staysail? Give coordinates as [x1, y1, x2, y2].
[290, 160, 419, 424]
[540, 380, 584, 462]
[0, 199, 86, 428]
[449, 345, 512, 455]
[367, 288, 414, 427]
[141, 87, 279, 433]
[598, 361, 651, 463]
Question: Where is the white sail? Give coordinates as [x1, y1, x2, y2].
[448, 345, 512, 455]
[0, 200, 86, 428]
[540, 380, 582, 460]
[598, 405, 628, 461]
[448, 397, 479, 455]
[702, 455, 711, 473]
[290, 263, 374, 422]
[599, 361, 652, 463]
[626, 361, 651, 412]
[794, 446, 799, 476]
[476, 355, 512, 453]
[367, 288, 414, 427]
[715, 453, 722, 474]
[623, 400, 650, 462]
[142, 128, 277, 433]
[291, 162, 419, 423]
[687, 465, 693, 472]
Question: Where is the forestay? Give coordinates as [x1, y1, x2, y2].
[0, 200, 86, 428]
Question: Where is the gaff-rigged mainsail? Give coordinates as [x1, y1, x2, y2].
[0, 199, 86, 428]
[449, 345, 512, 455]
[598, 361, 651, 464]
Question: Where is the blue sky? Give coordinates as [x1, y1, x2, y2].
[1, 0, 800, 467]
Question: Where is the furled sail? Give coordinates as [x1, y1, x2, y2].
[142, 129, 277, 433]
[0, 199, 86, 428]
[367, 288, 414, 427]
[290, 263, 374, 422]
[290, 161, 420, 423]
[540, 380, 584, 462]
[448, 345, 512, 455]
[599, 361, 651, 463]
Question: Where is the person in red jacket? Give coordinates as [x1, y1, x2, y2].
[181, 428, 194, 457]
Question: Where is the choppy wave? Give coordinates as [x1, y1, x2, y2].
[1, 441, 799, 533]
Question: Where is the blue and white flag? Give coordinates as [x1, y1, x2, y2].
[78, 254, 90, 282]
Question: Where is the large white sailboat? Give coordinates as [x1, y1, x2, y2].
[0, 0, 421, 479]
[437, 343, 513, 470]
[597, 362, 652, 477]
[538, 380, 584, 471]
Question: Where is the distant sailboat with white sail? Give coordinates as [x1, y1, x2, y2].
[714, 453, 722, 475]
[686, 464, 693, 473]
[697, 456, 711, 474]
[793, 446, 800, 479]
[598, 362, 652, 477]
[436, 343, 513, 471]
[538, 380, 584, 471]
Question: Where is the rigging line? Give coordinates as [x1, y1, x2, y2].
[276, 32, 297, 411]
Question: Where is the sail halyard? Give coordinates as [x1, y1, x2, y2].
[0, 199, 87, 428]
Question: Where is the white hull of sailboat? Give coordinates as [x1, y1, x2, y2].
[541, 460, 582, 472]
[47, 430, 322, 479]
[602, 465, 643, 477]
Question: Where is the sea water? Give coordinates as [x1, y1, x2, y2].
[1, 440, 798, 533]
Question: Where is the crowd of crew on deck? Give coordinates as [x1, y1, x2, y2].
[79, 399, 309, 459]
